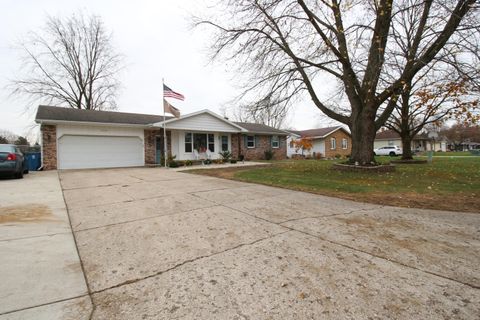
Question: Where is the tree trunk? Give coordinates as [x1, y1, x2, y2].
[348, 110, 377, 165]
[401, 134, 414, 160]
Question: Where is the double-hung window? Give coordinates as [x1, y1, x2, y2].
[342, 138, 348, 149]
[247, 135, 255, 148]
[185, 133, 192, 152]
[221, 136, 229, 151]
[208, 134, 215, 152]
[330, 138, 336, 150]
[271, 135, 279, 148]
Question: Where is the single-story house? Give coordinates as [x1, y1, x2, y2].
[374, 129, 447, 152]
[35, 105, 288, 170]
[286, 126, 352, 158]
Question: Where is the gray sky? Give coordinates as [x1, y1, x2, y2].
[0, 0, 327, 142]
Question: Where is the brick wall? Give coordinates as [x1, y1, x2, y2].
[231, 134, 287, 160]
[324, 129, 352, 158]
[41, 124, 57, 170]
[144, 129, 171, 165]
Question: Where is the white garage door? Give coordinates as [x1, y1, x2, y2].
[58, 135, 144, 169]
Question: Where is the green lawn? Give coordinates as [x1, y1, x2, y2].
[191, 157, 480, 212]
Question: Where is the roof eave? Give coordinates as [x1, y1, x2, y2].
[35, 119, 152, 128]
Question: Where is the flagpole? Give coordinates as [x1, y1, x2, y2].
[162, 78, 167, 168]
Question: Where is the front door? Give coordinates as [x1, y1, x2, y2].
[155, 136, 164, 164]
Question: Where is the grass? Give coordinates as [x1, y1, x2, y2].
[190, 157, 480, 213]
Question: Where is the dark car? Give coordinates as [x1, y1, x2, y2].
[0, 144, 29, 179]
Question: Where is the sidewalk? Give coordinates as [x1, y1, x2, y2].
[0, 171, 91, 319]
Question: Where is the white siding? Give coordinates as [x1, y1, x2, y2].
[287, 136, 325, 158]
[165, 113, 240, 132]
[171, 130, 232, 160]
[312, 139, 325, 156]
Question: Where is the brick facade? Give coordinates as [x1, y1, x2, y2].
[144, 129, 171, 165]
[231, 134, 287, 160]
[41, 124, 57, 170]
[324, 129, 352, 158]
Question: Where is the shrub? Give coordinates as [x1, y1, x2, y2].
[335, 154, 342, 159]
[264, 149, 274, 160]
[239, 154, 245, 161]
[185, 160, 193, 166]
[219, 150, 232, 161]
[315, 152, 322, 160]
[168, 161, 179, 168]
[204, 159, 212, 165]
[230, 159, 237, 164]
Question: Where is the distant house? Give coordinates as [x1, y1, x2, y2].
[35, 106, 289, 170]
[287, 126, 352, 158]
[374, 129, 447, 152]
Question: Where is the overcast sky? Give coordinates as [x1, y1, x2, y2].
[0, 0, 332, 142]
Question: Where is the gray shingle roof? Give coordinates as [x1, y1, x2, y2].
[375, 129, 430, 140]
[292, 126, 345, 138]
[35, 105, 287, 135]
[233, 122, 289, 135]
[35, 105, 172, 126]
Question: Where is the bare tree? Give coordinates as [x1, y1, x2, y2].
[196, 0, 478, 165]
[0, 130, 19, 144]
[227, 95, 290, 128]
[441, 122, 480, 150]
[11, 12, 124, 110]
[385, 71, 479, 159]
[379, 2, 480, 160]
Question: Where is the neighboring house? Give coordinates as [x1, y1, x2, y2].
[374, 129, 447, 152]
[286, 126, 352, 158]
[448, 140, 480, 151]
[35, 106, 288, 170]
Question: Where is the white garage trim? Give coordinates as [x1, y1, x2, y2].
[58, 135, 144, 169]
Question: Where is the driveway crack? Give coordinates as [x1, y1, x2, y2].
[91, 230, 291, 295]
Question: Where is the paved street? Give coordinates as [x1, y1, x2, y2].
[1, 167, 479, 319]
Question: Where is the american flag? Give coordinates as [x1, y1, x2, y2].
[163, 84, 185, 101]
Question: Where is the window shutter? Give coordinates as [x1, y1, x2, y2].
[243, 135, 247, 148]
[255, 136, 259, 148]
[269, 136, 272, 147]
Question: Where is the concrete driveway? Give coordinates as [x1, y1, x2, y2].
[55, 167, 480, 320]
[0, 172, 91, 320]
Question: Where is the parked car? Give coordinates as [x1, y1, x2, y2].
[373, 146, 403, 156]
[0, 144, 29, 179]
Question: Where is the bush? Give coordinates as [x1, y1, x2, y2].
[239, 154, 245, 161]
[204, 159, 212, 165]
[264, 149, 274, 160]
[219, 150, 232, 161]
[213, 159, 223, 164]
[230, 159, 237, 164]
[161, 153, 176, 166]
[315, 152, 322, 160]
[335, 154, 342, 159]
[185, 160, 193, 166]
[168, 161, 179, 168]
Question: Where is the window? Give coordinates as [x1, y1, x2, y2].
[247, 135, 255, 148]
[194, 134, 207, 152]
[208, 134, 215, 152]
[342, 138, 348, 149]
[271, 135, 279, 148]
[388, 140, 394, 146]
[185, 133, 192, 153]
[330, 138, 336, 150]
[289, 140, 294, 148]
[221, 136, 229, 151]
